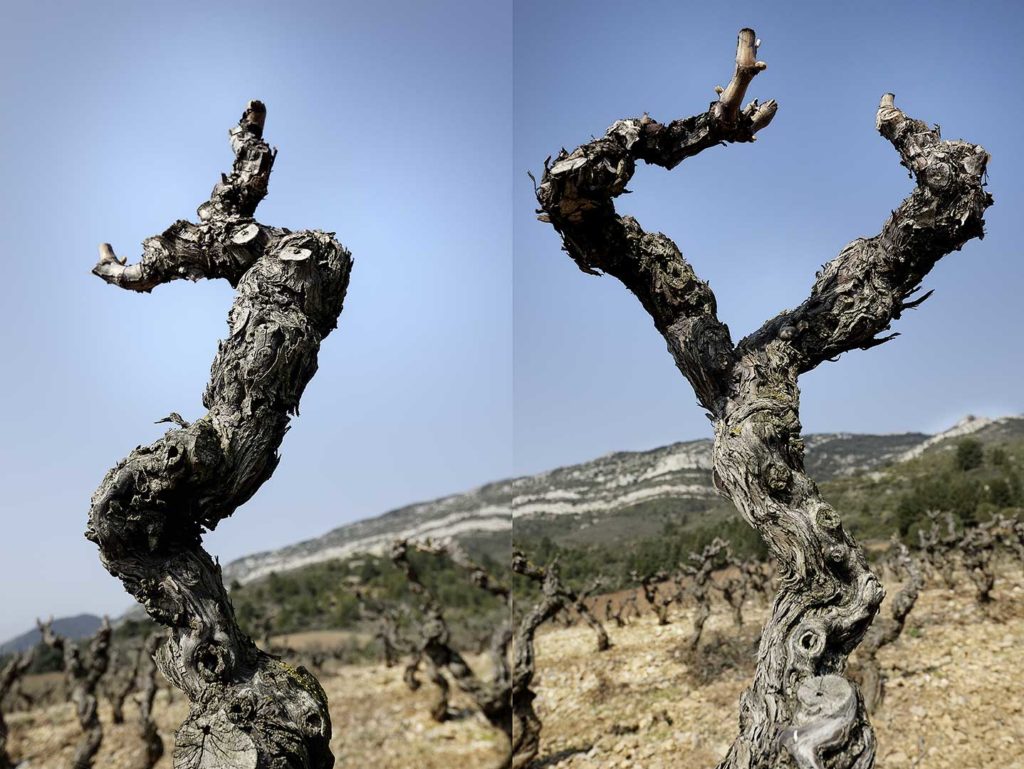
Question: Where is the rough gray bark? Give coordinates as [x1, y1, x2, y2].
[536, 28, 992, 769]
[510, 550, 571, 769]
[0, 647, 34, 769]
[135, 632, 166, 769]
[87, 100, 351, 769]
[38, 617, 112, 769]
[390, 540, 513, 766]
[856, 541, 922, 714]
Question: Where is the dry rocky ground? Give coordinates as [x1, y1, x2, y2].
[6, 651, 506, 769]
[6, 566, 1022, 768]
[534, 567, 1024, 769]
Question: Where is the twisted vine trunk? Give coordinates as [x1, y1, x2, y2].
[574, 581, 611, 652]
[510, 551, 570, 769]
[87, 101, 351, 769]
[390, 541, 513, 767]
[39, 618, 112, 769]
[536, 28, 992, 769]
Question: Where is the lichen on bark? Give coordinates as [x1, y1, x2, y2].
[87, 100, 352, 769]
[535, 28, 992, 769]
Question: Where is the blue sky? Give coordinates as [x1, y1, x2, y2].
[1, 0, 1021, 643]
[0, 0, 511, 640]
[514, 0, 1024, 475]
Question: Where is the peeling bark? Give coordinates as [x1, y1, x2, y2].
[0, 647, 34, 769]
[87, 101, 351, 769]
[38, 617, 112, 769]
[536, 28, 992, 769]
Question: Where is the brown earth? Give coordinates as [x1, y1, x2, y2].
[5, 567, 1022, 768]
[532, 566, 1024, 769]
[5, 651, 507, 769]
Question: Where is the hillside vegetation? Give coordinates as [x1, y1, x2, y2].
[514, 419, 1024, 595]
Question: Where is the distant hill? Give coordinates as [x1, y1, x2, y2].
[223, 479, 513, 585]
[13, 414, 1017, 648]
[222, 414, 1021, 584]
[513, 414, 1023, 550]
[0, 614, 103, 655]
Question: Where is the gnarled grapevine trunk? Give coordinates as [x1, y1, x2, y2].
[510, 550, 571, 769]
[535, 28, 992, 769]
[681, 539, 728, 652]
[390, 540, 514, 767]
[87, 101, 351, 769]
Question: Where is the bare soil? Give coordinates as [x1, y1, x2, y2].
[531, 568, 1024, 769]
[6, 568, 1022, 768]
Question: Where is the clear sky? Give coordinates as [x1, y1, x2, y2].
[2, 1, 1022, 644]
[0, 0, 512, 640]
[514, 0, 1024, 476]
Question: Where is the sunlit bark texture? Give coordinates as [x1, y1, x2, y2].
[536, 28, 992, 769]
[87, 101, 352, 769]
[39, 617, 112, 769]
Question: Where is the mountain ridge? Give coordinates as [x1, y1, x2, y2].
[223, 414, 1020, 584]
